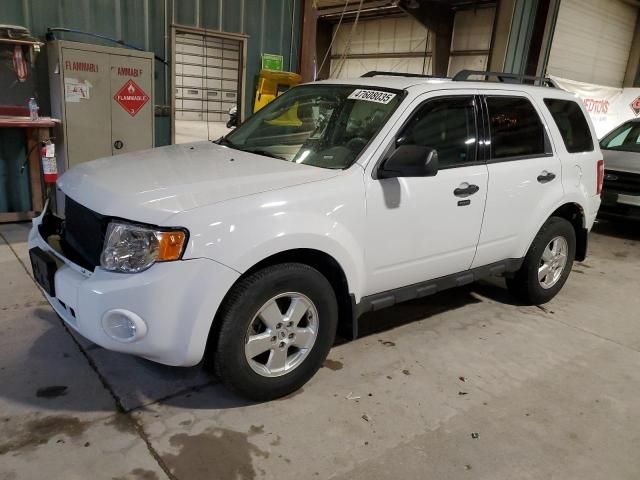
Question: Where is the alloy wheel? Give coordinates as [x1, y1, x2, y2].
[244, 292, 319, 377]
[538, 236, 569, 289]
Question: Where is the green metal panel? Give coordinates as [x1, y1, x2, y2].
[0, 0, 303, 143]
[504, 0, 539, 74]
[0, 129, 31, 213]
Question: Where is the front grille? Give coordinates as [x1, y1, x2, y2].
[60, 196, 107, 270]
[603, 169, 640, 195]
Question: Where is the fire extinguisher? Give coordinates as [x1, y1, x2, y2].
[41, 141, 57, 184]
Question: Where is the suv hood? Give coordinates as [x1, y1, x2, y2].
[58, 141, 340, 224]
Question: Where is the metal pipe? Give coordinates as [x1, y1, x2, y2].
[0, 38, 44, 47]
[143, 0, 150, 51]
[114, 0, 122, 40]
[21, 0, 31, 31]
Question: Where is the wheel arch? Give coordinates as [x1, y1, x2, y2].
[549, 202, 588, 261]
[204, 248, 356, 367]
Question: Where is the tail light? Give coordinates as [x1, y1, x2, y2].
[596, 159, 604, 195]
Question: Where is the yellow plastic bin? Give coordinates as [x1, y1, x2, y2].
[253, 70, 302, 113]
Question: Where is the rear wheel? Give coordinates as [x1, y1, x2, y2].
[209, 263, 338, 401]
[507, 217, 576, 305]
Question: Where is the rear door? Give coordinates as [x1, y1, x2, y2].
[472, 92, 564, 267]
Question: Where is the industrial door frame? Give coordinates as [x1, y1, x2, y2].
[170, 25, 248, 144]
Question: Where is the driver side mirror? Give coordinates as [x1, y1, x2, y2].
[377, 145, 439, 179]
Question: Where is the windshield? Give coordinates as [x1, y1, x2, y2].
[600, 121, 640, 153]
[224, 84, 403, 169]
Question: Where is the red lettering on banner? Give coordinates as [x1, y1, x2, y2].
[582, 98, 609, 115]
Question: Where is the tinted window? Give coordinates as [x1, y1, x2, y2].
[600, 122, 640, 152]
[543, 99, 594, 153]
[398, 96, 477, 168]
[486, 96, 549, 160]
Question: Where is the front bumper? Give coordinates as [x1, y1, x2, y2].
[28, 211, 240, 366]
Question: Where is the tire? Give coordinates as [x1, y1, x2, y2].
[506, 217, 576, 305]
[209, 263, 338, 401]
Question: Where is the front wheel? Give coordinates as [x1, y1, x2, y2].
[209, 263, 338, 401]
[506, 217, 576, 305]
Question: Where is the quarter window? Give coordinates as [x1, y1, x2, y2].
[543, 99, 594, 153]
[397, 96, 477, 168]
[486, 96, 549, 160]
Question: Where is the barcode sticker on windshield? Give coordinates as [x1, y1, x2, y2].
[348, 89, 396, 104]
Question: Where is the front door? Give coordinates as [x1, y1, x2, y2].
[364, 92, 489, 296]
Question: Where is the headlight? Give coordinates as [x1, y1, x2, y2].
[100, 221, 187, 273]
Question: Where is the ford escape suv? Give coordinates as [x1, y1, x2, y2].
[29, 70, 602, 400]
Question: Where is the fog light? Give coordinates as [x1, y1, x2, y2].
[101, 309, 147, 343]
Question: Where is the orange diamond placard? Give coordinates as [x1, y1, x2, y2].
[114, 79, 150, 117]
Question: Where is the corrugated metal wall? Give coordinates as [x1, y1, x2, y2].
[0, 0, 302, 146]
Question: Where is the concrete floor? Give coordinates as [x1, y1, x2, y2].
[1, 220, 639, 480]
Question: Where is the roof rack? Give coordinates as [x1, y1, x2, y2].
[452, 70, 560, 88]
[361, 71, 444, 79]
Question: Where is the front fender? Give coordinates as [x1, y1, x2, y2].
[171, 171, 368, 300]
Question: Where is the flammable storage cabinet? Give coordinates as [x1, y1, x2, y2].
[48, 40, 154, 172]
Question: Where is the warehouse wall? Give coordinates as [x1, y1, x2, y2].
[329, 16, 431, 78]
[0, 0, 302, 146]
[546, 0, 638, 87]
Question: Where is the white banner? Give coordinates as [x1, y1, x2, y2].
[550, 75, 640, 138]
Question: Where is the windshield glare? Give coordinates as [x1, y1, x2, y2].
[226, 84, 402, 169]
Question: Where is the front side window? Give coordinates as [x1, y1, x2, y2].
[397, 96, 477, 168]
[486, 96, 549, 160]
[600, 122, 640, 152]
[225, 85, 402, 169]
[543, 98, 594, 153]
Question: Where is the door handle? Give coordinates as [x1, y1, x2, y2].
[537, 171, 556, 183]
[454, 183, 480, 197]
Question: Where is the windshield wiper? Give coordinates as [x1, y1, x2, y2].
[243, 149, 287, 161]
[217, 137, 286, 161]
[216, 136, 237, 148]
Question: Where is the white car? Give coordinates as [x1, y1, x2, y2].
[29, 71, 603, 400]
[598, 119, 640, 220]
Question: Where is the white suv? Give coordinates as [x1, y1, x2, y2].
[29, 71, 603, 400]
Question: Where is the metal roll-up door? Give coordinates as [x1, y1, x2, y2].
[329, 16, 431, 78]
[447, 7, 495, 76]
[174, 32, 241, 125]
[547, 0, 638, 87]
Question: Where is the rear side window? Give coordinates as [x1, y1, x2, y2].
[486, 96, 549, 160]
[543, 99, 594, 153]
